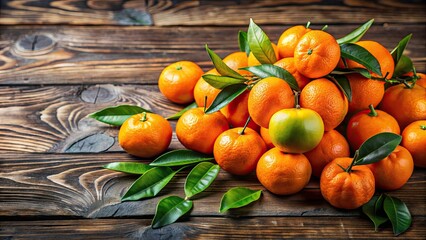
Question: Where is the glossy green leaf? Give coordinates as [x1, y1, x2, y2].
[121, 167, 177, 201]
[362, 195, 389, 231]
[247, 19, 276, 64]
[337, 19, 374, 44]
[151, 196, 193, 229]
[202, 74, 246, 89]
[219, 187, 262, 213]
[331, 68, 371, 79]
[205, 84, 247, 114]
[340, 43, 382, 76]
[393, 55, 414, 78]
[391, 34, 412, 64]
[166, 102, 197, 120]
[384, 195, 412, 236]
[103, 162, 153, 175]
[184, 162, 220, 199]
[88, 105, 151, 126]
[331, 75, 352, 102]
[205, 45, 245, 80]
[238, 31, 250, 56]
[355, 132, 402, 165]
[243, 64, 299, 91]
[150, 149, 214, 167]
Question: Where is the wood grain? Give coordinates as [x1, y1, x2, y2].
[0, 152, 425, 219]
[0, 24, 425, 85]
[1, 217, 425, 239]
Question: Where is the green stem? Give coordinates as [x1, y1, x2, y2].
[420, 125, 426, 130]
[203, 96, 208, 113]
[402, 80, 415, 89]
[141, 112, 147, 122]
[368, 104, 378, 117]
[346, 150, 359, 173]
[321, 25, 328, 31]
[305, 21, 311, 29]
[294, 91, 301, 109]
[239, 116, 251, 135]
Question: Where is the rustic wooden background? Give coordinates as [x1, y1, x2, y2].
[0, 0, 425, 239]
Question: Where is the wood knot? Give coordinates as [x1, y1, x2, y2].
[13, 34, 56, 57]
[80, 85, 118, 104]
[65, 133, 115, 153]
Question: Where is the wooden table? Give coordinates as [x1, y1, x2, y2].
[0, 1, 425, 239]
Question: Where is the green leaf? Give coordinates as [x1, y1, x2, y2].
[243, 64, 299, 91]
[121, 167, 177, 201]
[88, 105, 151, 126]
[340, 43, 382, 76]
[205, 84, 247, 114]
[205, 45, 245, 80]
[362, 195, 389, 231]
[331, 68, 372, 79]
[219, 187, 262, 213]
[103, 162, 153, 175]
[337, 19, 374, 44]
[166, 102, 197, 120]
[238, 31, 250, 56]
[184, 162, 220, 199]
[151, 196, 193, 229]
[202, 74, 246, 89]
[150, 149, 214, 167]
[391, 34, 412, 64]
[330, 75, 352, 102]
[384, 195, 412, 236]
[355, 132, 402, 165]
[393, 55, 414, 78]
[247, 18, 277, 64]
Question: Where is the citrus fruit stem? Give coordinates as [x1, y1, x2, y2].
[239, 116, 251, 135]
[141, 112, 147, 122]
[345, 150, 359, 173]
[305, 21, 311, 29]
[203, 96, 208, 113]
[420, 125, 426, 130]
[321, 25, 328, 31]
[307, 49, 313, 55]
[402, 80, 415, 89]
[367, 104, 377, 117]
[294, 90, 301, 109]
[176, 66, 182, 70]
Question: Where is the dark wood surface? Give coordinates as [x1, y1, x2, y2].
[0, 0, 425, 239]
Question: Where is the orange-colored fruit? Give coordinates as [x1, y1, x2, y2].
[379, 83, 426, 129]
[158, 61, 203, 104]
[346, 73, 385, 113]
[294, 30, 341, 78]
[402, 120, 426, 168]
[274, 57, 310, 89]
[194, 68, 221, 108]
[260, 127, 275, 149]
[256, 148, 312, 195]
[277, 25, 311, 59]
[347, 105, 400, 151]
[214, 127, 267, 175]
[300, 78, 348, 131]
[119, 112, 172, 158]
[248, 77, 295, 128]
[367, 145, 414, 191]
[248, 43, 280, 66]
[344, 41, 394, 78]
[223, 51, 251, 76]
[304, 130, 350, 177]
[176, 107, 229, 154]
[220, 90, 260, 131]
[416, 73, 426, 88]
[320, 157, 375, 209]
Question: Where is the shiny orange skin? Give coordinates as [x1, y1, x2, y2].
[194, 68, 221, 108]
[416, 73, 426, 88]
[256, 148, 312, 195]
[346, 74, 385, 113]
[248, 77, 295, 128]
[402, 120, 426, 168]
[223, 51, 251, 76]
[344, 41, 394, 79]
[320, 157, 375, 209]
[300, 78, 348, 131]
[367, 145, 414, 191]
[214, 127, 267, 175]
[294, 30, 341, 78]
[304, 130, 350, 177]
[158, 61, 203, 104]
[176, 107, 229, 154]
[274, 57, 311, 89]
[260, 127, 275, 149]
[379, 84, 426, 130]
[277, 25, 311, 59]
[347, 106, 400, 151]
[118, 113, 172, 158]
[248, 43, 280, 66]
[220, 90, 260, 132]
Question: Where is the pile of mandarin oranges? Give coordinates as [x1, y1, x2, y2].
[118, 21, 426, 210]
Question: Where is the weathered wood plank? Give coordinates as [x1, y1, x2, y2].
[1, 0, 425, 26]
[1, 217, 425, 239]
[0, 152, 424, 218]
[0, 24, 425, 85]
